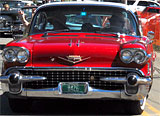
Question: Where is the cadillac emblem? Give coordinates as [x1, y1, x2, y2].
[58, 55, 90, 64]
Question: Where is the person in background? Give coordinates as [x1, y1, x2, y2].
[18, 8, 36, 28]
[3, 4, 10, 11]
[18, 10, 30, 28]
[48, 13, 68, 30]
[101, 15, 125, 33]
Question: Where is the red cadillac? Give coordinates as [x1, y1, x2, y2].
[0, 2, 155, 114]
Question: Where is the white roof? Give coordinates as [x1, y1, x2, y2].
[39, 1, 130, 10]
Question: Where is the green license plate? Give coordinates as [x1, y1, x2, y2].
[59, 82, 88, 94]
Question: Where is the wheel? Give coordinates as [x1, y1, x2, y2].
[125, 97, 147, 115]
[8, 98, 32, 113]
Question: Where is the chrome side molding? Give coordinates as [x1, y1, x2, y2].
[0, 74, 46, 84]
[100, 76, 152, 85]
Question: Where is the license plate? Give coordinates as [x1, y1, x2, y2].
[59, 82, 88, 94]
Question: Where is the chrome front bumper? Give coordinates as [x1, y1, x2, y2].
[0, 67, 152, 100]
[1, 80, 151, 100]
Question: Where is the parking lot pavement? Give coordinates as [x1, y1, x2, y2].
[0, 37, 13, 45]
[153, 51, 160, 77]
[0, 50, 2, 95]
[0, 37, 13, 96]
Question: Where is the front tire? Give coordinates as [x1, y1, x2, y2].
[125, 97, 147, 115]
[8, 98, 32, 113]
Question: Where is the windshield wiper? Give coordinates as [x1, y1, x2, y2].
[42, 29, 70, 37]
[94, 31, 121, 37]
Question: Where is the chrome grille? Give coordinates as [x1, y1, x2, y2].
[21, 70, 130, 90]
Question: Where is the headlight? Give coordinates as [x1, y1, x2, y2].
[120, 50, 133, 63]
[4, 49, 16, 62]
[120, 48, 147, 64]
[134, 51, 145, 64]
[3, 47, 29, 63]
[17, 49, 29, 63]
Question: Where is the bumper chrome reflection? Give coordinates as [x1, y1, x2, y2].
[2, 84, 149, 101]
[100, 77, 152, 84]
[0, 75, 46, 83]
[0, 67, 152, 100]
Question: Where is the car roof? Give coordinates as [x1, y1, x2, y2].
[128, 0, 157, 2]
[38, 1, 130, 11]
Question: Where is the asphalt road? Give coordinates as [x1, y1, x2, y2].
[0, 35, 160, 115]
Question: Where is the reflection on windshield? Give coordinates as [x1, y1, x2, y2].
[30, 6, 138, 36]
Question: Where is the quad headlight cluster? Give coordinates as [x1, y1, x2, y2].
[120, 48, 147, 64]
[2, 47, 29, 63]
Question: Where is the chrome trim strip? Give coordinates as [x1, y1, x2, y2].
[7, 84, 149, 100]
[19, 76, 46, 82]
[25, 87, 121, 93]
[1, 75, 151, 86]
[137, 77, 152, 84]
[100, 77, 152, 85]
[0, 75, 46, 83]
[147, 62, 151, 75]
[68, 39, 72, 47]
[2, 66, 145, 76]
[77, 40, 80, 47]
[100, 77, 126, 83]
[24, 88, 122, 99]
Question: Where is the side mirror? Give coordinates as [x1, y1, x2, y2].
[147, 31, 155, 40]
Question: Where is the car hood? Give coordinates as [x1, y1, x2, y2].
[29, 33, 141, 67]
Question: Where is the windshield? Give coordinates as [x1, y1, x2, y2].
[30, 6, 139, 36]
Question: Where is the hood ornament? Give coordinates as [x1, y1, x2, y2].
[58, 55, 90, 64]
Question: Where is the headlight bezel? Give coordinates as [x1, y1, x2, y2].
[17, 48, 30, 63]
[120, 50, 133, 63]
[134, 50, 146, 64]
[2, 47, 30, 63]
[3, 49, 17, 62]
[120, 48, 147, 64]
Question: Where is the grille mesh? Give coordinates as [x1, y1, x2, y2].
[21, 70, 129, 90]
